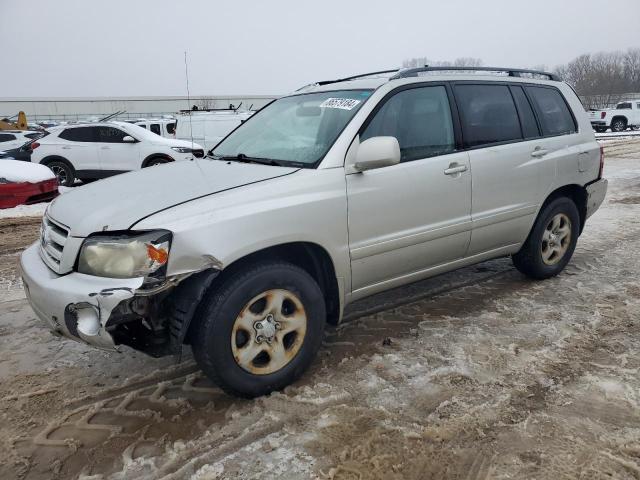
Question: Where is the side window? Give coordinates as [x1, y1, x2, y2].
[454, 84, 522, 148]
[96, 127, 129, 143]
[0, 133, 16, 142]
[636, 103, 640, 110]
[150, 124, 161, 135]
[138, 124, 147, 129]
[616, 102, 632, 110]
[361, 85, 455, 162]
[510, 86, 540, 139]
[526, 86, 577, 136]
[166, 122, 176, 135]
[59, 127, 96, 142]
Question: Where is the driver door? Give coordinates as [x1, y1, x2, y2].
[96, 126, 141, 172]
[346, 84, 472, 297]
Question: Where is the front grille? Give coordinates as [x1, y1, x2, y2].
[39, 215, 70, 273]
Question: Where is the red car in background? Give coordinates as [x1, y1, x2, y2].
[0, 160, 59, 209]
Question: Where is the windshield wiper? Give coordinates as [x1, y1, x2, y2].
[211, 153, 285, 167]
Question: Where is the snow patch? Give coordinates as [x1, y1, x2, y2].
[0, 159, 55, 183]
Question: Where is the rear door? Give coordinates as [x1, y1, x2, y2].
[96, 126, 141, 172]
[453, 82, 553, 255]
[57, 126, 101, 171]
[347, 84, 472, 296]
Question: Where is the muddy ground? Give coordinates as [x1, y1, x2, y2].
[1, 140, 640, 480]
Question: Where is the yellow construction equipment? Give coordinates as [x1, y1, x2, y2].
[0, 111, 28, 130]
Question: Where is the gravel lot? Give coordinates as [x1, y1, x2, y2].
[1, 139, 640, 480]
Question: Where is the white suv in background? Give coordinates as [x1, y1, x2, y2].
[30, 121, 204, 185]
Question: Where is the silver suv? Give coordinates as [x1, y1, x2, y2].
[20, 67, 608, 397]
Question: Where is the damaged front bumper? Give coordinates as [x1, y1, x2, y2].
[20, 243, 144, 350]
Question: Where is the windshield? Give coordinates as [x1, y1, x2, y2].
[212, 90, 372, 167]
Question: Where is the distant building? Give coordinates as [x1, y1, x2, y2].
[0, 95, 279, 122]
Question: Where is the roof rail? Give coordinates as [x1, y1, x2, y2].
[316, 69, 400, 86]
[390, 66, 561, 81]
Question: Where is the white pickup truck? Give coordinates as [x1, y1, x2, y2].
[589, 100, 640, 132]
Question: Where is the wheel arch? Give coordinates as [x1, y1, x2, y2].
[142, 153, 174, 168]
[541, 184, 587, 234]
[611, 115, 628, 126]
[176, 242, 340, 343]
[40, 155, 74, 170]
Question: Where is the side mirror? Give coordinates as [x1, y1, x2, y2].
[353, 136, 401, 172]
[122, 136, 136, 143]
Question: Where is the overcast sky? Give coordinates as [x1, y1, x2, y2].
[2, 0, 639, 98]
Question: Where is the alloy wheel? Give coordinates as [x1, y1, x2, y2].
[541, 213, 572, 265]
[50, 164, 67, 185]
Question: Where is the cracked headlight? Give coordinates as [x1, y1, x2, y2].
[77, 230, 172, 279]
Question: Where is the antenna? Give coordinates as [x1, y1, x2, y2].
[184, 51, 195, 150]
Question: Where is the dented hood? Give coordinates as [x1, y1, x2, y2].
[47, 160, 298, 237]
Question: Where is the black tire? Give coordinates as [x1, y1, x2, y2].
[192, 261, 326, 398]
[611, 118, 627, 132]
[512, 197, 580, 280]
[631, 125, 639, 131]
[594, 127, 608, 133]
[45, 160, 75, 186]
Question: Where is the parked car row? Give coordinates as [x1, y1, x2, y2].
[0, 109, 258, 187]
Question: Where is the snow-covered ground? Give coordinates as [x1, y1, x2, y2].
[1, 140, 640, 479]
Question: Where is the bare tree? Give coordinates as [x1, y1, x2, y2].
[555, 48, 640, 109]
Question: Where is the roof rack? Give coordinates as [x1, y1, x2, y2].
[316, 69, 400, 86]
[390, 66, 561, 81]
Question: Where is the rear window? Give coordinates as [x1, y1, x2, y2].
[526, 86, 577, 136]
[616, 102, 632, 110]
[454, 84, 522, 147]
[0, 133, 16, 142]
[59, 127, 96, 142]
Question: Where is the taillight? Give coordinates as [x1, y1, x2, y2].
[30, 141, 40, 150]
[601, 111, 606, 119]
[598, 144, 605, 178]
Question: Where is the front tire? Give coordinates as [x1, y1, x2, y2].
[192, 261, 326, 398]
[512, 197, 580, 280]
[46, 160, 75, 186]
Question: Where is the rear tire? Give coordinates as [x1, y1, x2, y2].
[512, 197, 580, 280]
[594, 127, 608, 133]
[192, 261, 326, 398]
[611, 118, 627, 132]
[45, 160, 75, 187]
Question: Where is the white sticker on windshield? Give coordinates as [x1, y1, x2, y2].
[319, 98, 361, 110]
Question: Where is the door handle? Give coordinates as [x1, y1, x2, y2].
[61, 146, 71, 150]
[531, 148, 548, 158]
[444, 163, 468, 176]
